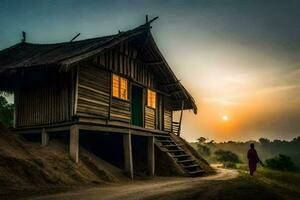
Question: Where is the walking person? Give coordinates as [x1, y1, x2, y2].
[247, 143, 263, 176]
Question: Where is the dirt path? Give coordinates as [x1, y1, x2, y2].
[32, 168, 238, 200]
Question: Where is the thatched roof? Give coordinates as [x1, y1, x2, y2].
[0, 22, 197, 113]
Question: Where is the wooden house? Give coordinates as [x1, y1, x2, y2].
[0, 18, 202, 178]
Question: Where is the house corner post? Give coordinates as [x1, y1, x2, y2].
[123, 132, 133, 179]
[148, 136, 155, 176]
[69, 125, 79, 163]
[41, 128, 49, 146]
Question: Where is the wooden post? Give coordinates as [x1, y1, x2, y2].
[70, 125, 79, 163]
[178, 101, 184, 137]
[41, 128, 49, 146]
[73, 66, 79, 115]
[148, 136, 155, 176]
[13, 93, 16, 128]
[123, 133, 133, 179]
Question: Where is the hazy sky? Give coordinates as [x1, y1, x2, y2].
[1, 0, 300, 142]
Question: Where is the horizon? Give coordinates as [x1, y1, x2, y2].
[1, 0, 300, 142]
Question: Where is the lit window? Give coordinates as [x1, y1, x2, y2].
[112, 74, 128, 100]
[120, 77, 128, 100]
[112, 74, 119, 97]
[147, 89, 156, 109]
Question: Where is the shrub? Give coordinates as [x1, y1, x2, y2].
[223, 162, 237, 169]
[0, 96, 14, 127]
[214, 150, 241, 164]
[265, 154, 296, 171]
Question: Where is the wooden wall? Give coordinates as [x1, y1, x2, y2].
[163, 97, 173, 132]
[144, 107, 155, 129]
[16, 71, 71, 127]
[76, 64, 132, 124]
[76, 64, 110, 118]
[110, 98, 131, 123]
[77, 41, 175, 132]
[91, 40, 156, 89]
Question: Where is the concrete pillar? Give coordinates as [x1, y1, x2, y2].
[41, 128, 49, 147]
[70, 125, 79, 163]
[123, 133, 133, 179]
[148, 136, 155, 176]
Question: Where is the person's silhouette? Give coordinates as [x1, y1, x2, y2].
[247, 143, 262, 176]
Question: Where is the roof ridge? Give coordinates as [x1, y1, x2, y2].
[18, 23, 149, 47]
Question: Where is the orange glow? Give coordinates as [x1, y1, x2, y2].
[222, 115, 229, 121]
[112, 74, 128, 100]
[147, 89, 156, 109]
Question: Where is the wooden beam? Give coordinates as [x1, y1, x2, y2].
[123, 133, 133, 179]
[147, 16, 159, 25]
[170, 89, 182, 95]
[41, 128, 49, 146]
[178, 101, 184, 137]
[148, 136, 155, 176]
[74, 65, 79, 115]
[146, 61, 164, 66]
[70, 125, 79, 163]
[165, 80, 181, 87]
[70, 33, 81, 42]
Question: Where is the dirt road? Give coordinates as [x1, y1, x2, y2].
[32, 168, 238, 200]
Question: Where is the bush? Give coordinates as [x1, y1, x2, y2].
[223, 162, 237, 169]
[0, 96, 14, 127]
[214, 150, 241, 164]
[265, 154, 296, 171]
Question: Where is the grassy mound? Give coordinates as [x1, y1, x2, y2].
[0, 124, 127, 199]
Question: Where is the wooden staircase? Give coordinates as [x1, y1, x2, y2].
[155, 134, 204, 177]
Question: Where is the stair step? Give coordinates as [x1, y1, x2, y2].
[173, 154, 190, 158]
[156, 134, 205, 177]
[156, 139, 174, 143]
[177, 159, 195, 164]
[188, 170, 205, 175]
[183, 164, 200, 169]
[164, 144, 182, 148]
[155, 135, 171, 139]
[167, 149, 185, 153]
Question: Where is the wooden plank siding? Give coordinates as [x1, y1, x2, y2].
[163, 97, 173, 132]
[76, 64, 110, 118]
[16, 71, 72, 127]
[91, 41, 156, 89]
[76, 41, 174, 132]
[144, 107, 155, 129]
[110, 98, 131, 123]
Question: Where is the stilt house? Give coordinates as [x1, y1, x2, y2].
[0, 17, 203, 178]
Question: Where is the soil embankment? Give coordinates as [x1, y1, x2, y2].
[0, 124, 213, 199]
[0, 124, 128, 199]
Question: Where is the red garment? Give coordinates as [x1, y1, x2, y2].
[247, 148, 259, 175]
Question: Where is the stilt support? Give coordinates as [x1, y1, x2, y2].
[148, 136, 155, 176]
[70, 125, 79, 163]
[41, 128, 49, 146]
[123, 133, 133, 179]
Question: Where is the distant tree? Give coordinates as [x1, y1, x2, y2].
[0, 95, 14, 127]
[196, 137, 211, 157]
[214, 149, 241, 163]
[259, 138, 271, 146]
[265, 154, 297, 171]
[197, 137, 207, 144]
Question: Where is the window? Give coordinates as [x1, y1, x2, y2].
[147, 89, 156, 109]
[112, 74, 128, 100]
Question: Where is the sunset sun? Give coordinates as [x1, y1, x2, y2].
[222, 115, 229, 121]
